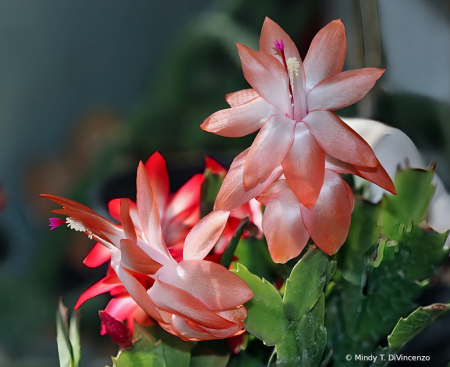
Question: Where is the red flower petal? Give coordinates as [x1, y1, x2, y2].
[83, 242, 111, 268]
[145, 152, 170, 213]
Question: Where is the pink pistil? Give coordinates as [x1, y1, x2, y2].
[49, 217, 66, 230]
[273, 38, 284, 51]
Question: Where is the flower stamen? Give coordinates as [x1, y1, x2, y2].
[287, 57, 300, 94]
[66, 217, 93, 239]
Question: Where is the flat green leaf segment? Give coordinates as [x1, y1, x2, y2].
[112, 325, 230, 367]
[276, 248, 336, 367]
[232, 263, 287, 346]
[387, 303, 450, 349]
[221, 217, 248, 268]
[56, 300, 81, 367]
[327, 168, 449, 367]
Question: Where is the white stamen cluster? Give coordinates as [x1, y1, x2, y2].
[287, 57, 300, 94]
[66, 217, 93, 239]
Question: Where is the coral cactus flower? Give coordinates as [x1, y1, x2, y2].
[42, 161, 253, 341]
[207, 147, 393, 262]
[201, 17, 394, 209]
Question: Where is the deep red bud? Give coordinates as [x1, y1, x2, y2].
[99, 311, 132, 349]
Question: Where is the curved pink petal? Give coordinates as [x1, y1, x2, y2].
[171, 315, 214, 340]
[159, 260, 254, 310]
[303, 111, 377, 167]
[201, 97, 276, 137]
[136, 162, 169, 256]
[236, 44, 291, 114]
[303, 19, 347, 94]
[120, 199, 137, 243]
[83, 242, 111, 268]
[75, 273, 121, 309]
[259, 17, 307, 119]
[214, 149, 283, 211]
[243, 114, 296, 187]
[355, 163, 396, 195]
[149, 277, 235, 329]
[145, 152, 170, 213]
[225, 89, 259, 107]
[262, 188, 310, 263]
[183, 210, 230, 260]
[198, 322, 244, 339]
[255, 179, 290, 205]
[325, 155, 396, 194]
[104, 296, 138, 323]
[300, 170, 353, 255]
[120, 239, 162, 274]
[259, 17, 302, 66]
[282, 123, 325, 209]
[307, 68, 385, 112]
[115, 265, 163, 323]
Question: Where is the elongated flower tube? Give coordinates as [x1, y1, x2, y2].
[42, 162, 253, 341]
[201, 17, 395, 209]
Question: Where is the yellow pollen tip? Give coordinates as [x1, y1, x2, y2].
[287, 57, 300, 92]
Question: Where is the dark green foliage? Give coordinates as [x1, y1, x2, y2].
[327, 168, 449, 367]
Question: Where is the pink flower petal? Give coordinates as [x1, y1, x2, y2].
[307, 68, 385, 112]
[160, 260, 254, 310]
[282, 123, 325, 209]
[136, 162, 170, 256]
[255, 179, 290, 205]
[120, 239, 162, 274]
[225, 89, 259, 107]
[303, 111, 377, 167]
[243, 114, 296, 187]
[104, 296, 138, 324]
[115, 265, 163, 323]
[149, 277, 235, 329]
[236, 44, 291, 114]
[303, 19, 347, 94]
[201, 97, 277, 137]
[171, 315, 214, 340]
[83, 242, 111, 268]
[262, 188, 310, 263]
[300, 170, 353, 255]
[120, 199, 137, 243]
[214, 149, 283, 211]
[325, 154, 396, 194]
[145, 152, 170, 213]
[259, 17, 302, 66]
[183, 210, 230, 260]
[259, 17, 307, 119]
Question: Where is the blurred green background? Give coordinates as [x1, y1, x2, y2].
[0, 0, 449, 365]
